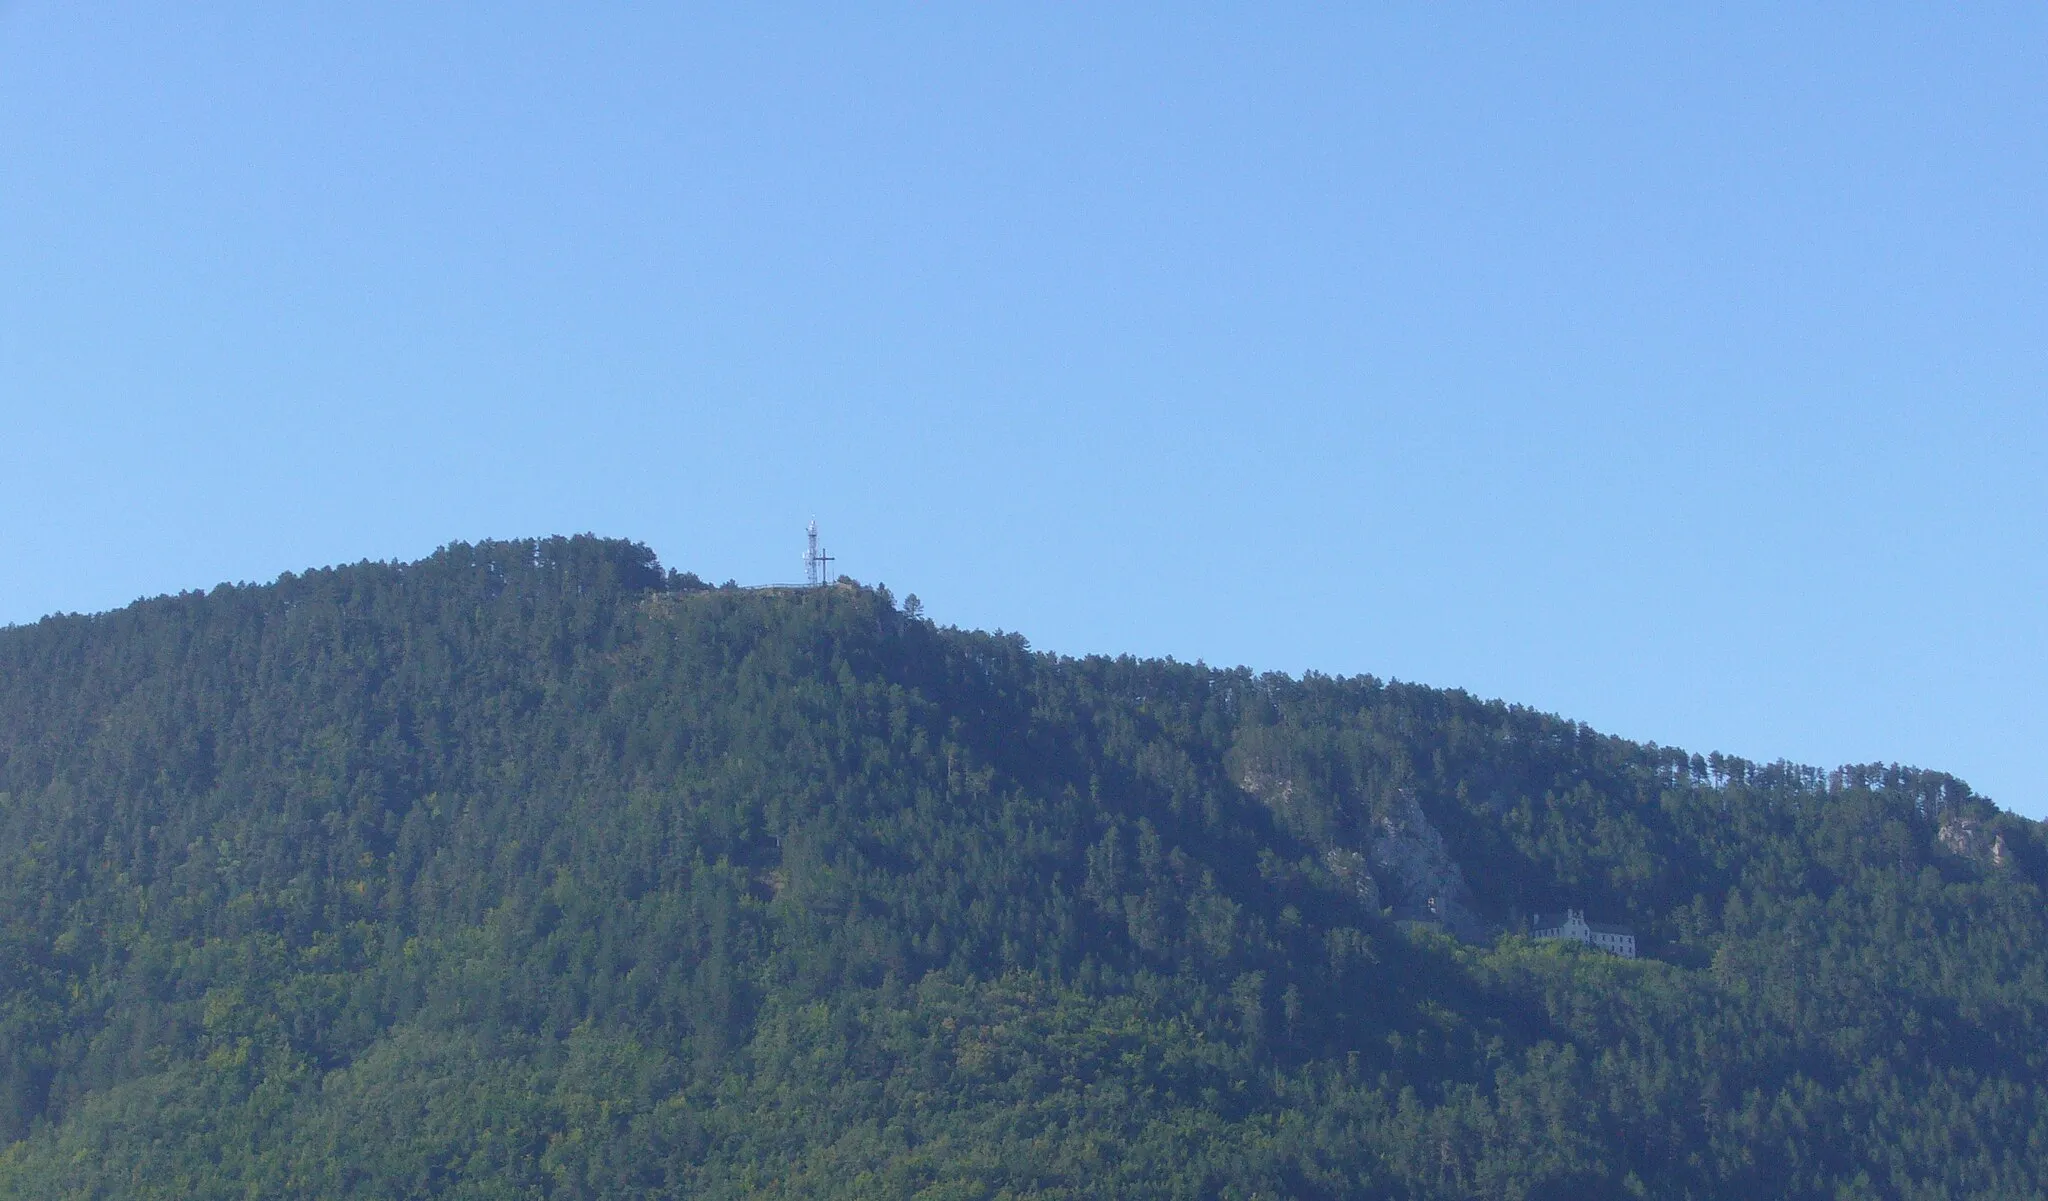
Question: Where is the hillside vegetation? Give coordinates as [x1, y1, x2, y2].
[1, 537, 2043, 1199]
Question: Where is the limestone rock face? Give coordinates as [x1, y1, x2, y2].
[1367, 791, 1485, 939]
[1321, 846, 1382, 912]
[1939, 812, 2009, 868]
[1234, 756, 1480, 938]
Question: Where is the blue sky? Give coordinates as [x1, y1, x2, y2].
[4, 6, 2044, 815]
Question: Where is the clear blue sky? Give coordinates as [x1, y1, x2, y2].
[4, 7, 2044, 814]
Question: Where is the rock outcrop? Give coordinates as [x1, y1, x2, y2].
[1321, 846, 1383, 912]
[1234, 758, 1481, 938]
[1939, 812, 2009, 869]
[1366, 791, 1485, 939]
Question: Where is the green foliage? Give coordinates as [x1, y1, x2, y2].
[0, 535, 2042, 1198]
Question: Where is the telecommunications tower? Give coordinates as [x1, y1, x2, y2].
[803, 520, 835, 587]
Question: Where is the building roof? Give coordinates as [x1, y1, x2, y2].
[1530, 912, 1634, 937]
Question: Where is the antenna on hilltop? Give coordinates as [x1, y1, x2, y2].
[804, 519, 835, 587]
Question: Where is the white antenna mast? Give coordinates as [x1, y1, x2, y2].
[804, 519, 834, 587]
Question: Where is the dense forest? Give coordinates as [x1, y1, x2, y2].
[0, 536, 2043, 1199]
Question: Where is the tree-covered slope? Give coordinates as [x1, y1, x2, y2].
[0, 536, 2043, 1199]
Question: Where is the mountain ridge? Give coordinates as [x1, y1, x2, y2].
[0, 535, 2042, 1199]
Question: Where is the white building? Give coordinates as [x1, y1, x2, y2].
[1530, 909, 1636, 959]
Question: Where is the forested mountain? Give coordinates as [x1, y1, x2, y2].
[1, 536, 2043, 1199]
